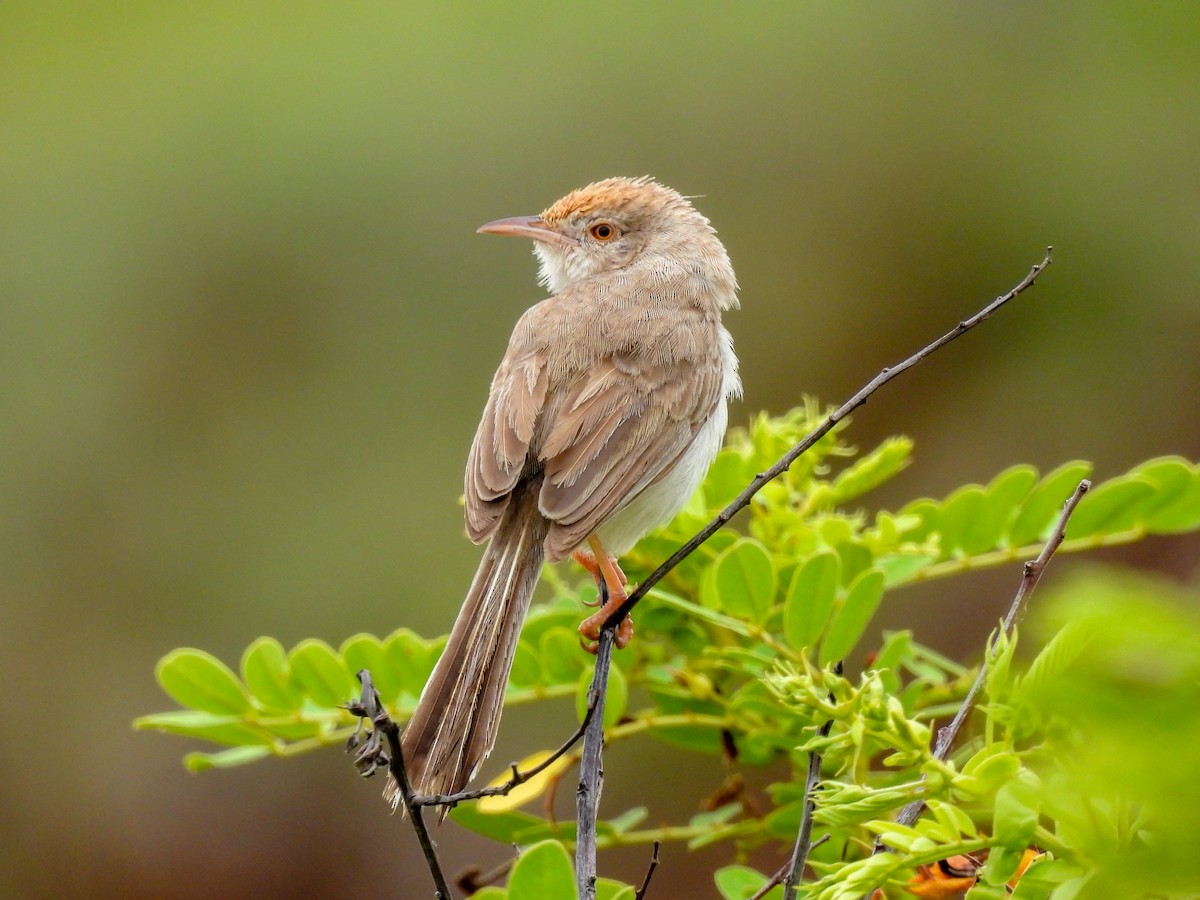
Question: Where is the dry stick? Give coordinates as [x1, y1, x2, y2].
[782, 661, 843, 900]
[347, 670, 453, 900]
[576, 606, 615, 900]
[604, 249, 1054, 633]
[888, 477, 1092, 835]
[782, 718, 834, 900]
[634, 840, 662, 900]
[579, 250, 1052, 896]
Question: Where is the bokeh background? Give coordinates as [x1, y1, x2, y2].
[3, 3, 1198, 897]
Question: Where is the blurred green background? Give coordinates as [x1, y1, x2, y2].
[2, 3, 1198, 896]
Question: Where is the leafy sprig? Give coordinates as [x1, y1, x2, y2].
[137, 408, 1200, 898]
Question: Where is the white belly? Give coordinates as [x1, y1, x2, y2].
[594, 324, 739, 556]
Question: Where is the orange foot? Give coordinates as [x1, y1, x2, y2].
[575, 536, 633, 653]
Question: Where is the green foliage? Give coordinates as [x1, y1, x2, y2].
[137, 406, 1200, 897]
[448, 839, 638, 900]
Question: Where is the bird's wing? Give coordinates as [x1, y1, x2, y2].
[464, 350, 549, 542]
[536, 351, 723, 560]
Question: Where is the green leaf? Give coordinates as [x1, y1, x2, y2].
[1064, 475, 1156, 537]
[875, 552, 936, 586]
[507, 839, 577, 900]
[826, 436, 913, 505]
[134, 711, 269, 746]
[509, 640, 543, 688]
[156, 649, 251, 714]
[450, 806, 553, 843]
[383, 628, 431, 700]
[604, 807, 648, 833]
[339, 633, 396, 703]
[983, 465, 1040, 548]
[1009, 461, 1092, 546]
[820, 568, 886, 665]
[469, 889, 507, 900]
[895, 498, 940, 543]
[705, 448, 757, 509]
[183, 745, 273, 772]
[1140, 458, 1200, 533]
[703, 539, 776, 624]
[595, 880, 636, 900]
[1128, 456, 1193, 518]
[289, 639, 355, 708]
[540, 627, 587, 684]
[784, 551, 839, 650]
[715, 865, 780, 899]
[241, 637, 299, 712]
[938, 484, 987, 557]
[835, 539, 873, 586]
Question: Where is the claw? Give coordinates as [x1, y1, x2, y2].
[575, 535, 634, 652]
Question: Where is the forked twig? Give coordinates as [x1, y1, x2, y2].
[346, 670, 452, 899]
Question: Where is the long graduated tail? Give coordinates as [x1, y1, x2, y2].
[389, 485, 548, 807]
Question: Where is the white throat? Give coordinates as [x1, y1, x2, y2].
[533, 242, 594, 294]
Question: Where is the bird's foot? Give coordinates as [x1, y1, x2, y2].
[579, 590, 633, 654]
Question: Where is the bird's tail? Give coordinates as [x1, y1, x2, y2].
[389, 484, 548, 809]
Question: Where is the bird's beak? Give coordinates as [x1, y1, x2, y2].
[477, 216, 577, 248]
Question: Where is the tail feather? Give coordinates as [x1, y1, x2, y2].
[390, 485, 547, 809]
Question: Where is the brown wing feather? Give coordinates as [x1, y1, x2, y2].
[465, 352, 548, 542]
[538, 355, 722, 557]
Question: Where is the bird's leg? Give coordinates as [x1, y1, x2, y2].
[578, 535, 633, 652]
[571, 548, 627, 606]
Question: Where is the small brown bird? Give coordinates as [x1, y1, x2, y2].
[394, 177, 740, 803]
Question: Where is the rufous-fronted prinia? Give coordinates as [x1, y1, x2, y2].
[392, 176, 741, 805]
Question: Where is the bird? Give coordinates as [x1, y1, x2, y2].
[393, 176, 741, 805]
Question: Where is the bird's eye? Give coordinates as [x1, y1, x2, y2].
[589, 222, 618, 241]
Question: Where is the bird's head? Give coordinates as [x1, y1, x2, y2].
[478, 176, 734, 302]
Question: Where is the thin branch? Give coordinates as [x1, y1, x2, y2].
[751, 836, 830, 900]
[633, 840, 662, 900]
[576, 584, 616, 900]
[604, 249, 1053, 634]
[781, 721, 831, 900]
[412, 693, 600, 808]
[889, 477, 1091, 833]
[347, 670, 453, 900]
[783, 662, 842, 900]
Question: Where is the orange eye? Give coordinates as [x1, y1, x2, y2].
[589, 222, 617, 241]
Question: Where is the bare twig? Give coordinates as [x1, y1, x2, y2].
[889, 477, 1091, 833]
[347, 670, 453, 900]
[751, 864, 789, 900]
[412, 694, 600, 808]
[781, 720, 832, 900]
[633, 840, 662, 900]
[783, 662, 842, 900]
[751, 836, 830, 900]
[577, 583, 616, 900]
[604, 249, 1054, 634]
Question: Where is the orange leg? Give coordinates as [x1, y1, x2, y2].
[577, 535, 633, 652]
[571, 547, 627, 606]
